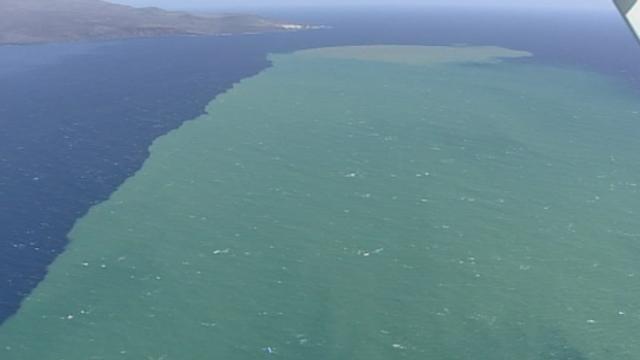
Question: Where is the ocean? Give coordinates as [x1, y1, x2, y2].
[1, 6, 640, 359]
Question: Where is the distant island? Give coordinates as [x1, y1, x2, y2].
[0, 0, 313, 45]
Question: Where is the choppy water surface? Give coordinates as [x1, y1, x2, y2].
[2, 6, 640, 326]
[2, 45, 640, 359]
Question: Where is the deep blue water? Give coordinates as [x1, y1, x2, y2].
[1, 6, 639, 324]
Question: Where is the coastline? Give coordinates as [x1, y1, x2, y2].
[0, 24, 328, 47]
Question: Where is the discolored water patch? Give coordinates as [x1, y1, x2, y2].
[294, 45, 532, 65]
[2, 45, 640, 359]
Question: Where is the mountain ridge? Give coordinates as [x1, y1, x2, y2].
[0, 0, 305, 45]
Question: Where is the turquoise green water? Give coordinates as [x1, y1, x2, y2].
[2, 46, 640, 359]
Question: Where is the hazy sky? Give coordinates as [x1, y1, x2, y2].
[111, 0, 609, 11]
